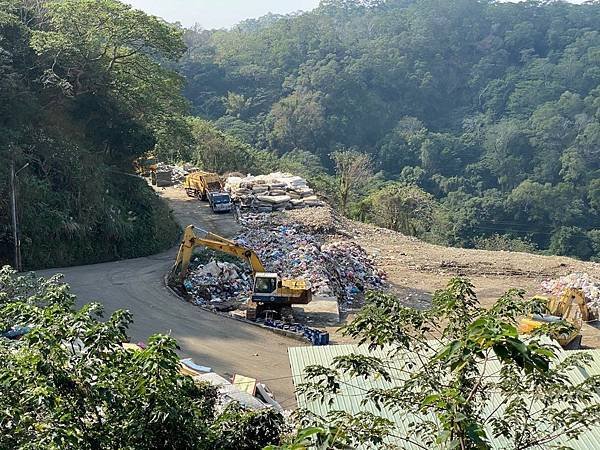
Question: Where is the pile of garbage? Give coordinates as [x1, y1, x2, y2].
[321, 241, 386, 309]
[541, 272, 600, 318]
[235, 214, 386, 310]
[184, 260, 252, 309]
[225, 172, 325, 212]
[182, 210, 387, 313]
[281, 206, 340, 234]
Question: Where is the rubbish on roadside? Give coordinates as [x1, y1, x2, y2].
[154, 163, 188, 186]
[184, 259, 252, 308]
[263, 318, 329, 345]
[180, 358, 212, 376]
[234, 213, 386, 311]
[255, 383, 283, 411]
[233, 373, 257, 395]
[192, 372, 268, 410]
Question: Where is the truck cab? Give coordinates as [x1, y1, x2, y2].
[208, 191, 233, 213]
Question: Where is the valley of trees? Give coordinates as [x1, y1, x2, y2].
[177, 0, 600, 261]
[2, 0, 599, 268]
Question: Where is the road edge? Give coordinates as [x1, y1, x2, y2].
[161, 271, 310, 344]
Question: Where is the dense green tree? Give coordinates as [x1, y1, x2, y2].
[0, 266, 284, 449]
[355, 183, 437, 237]
[276, 278, 600, 449]
[331, 149, 373, 212]
[0, 0, 184, 269]
[176, 0, 600, 260]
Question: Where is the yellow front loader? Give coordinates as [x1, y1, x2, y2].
[171, 225, 311, 318]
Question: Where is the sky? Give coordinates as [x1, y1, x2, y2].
[126, 0, 589, 30]
[125, 0, 321, 29]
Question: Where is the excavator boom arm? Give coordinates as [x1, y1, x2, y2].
[172, 225, 265, 279]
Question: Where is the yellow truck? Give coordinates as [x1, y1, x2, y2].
[183, 171, 233, 213]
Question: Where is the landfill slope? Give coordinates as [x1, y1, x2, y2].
[340, 216, 600, 347]
[273, 205, 600, 345]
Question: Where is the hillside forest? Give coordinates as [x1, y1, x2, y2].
[0, 0, 182, 268]
[179, 0, 600, 261]
[1, 0, 600, 269]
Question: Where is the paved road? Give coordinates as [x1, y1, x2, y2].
[39, 186, 301, 407]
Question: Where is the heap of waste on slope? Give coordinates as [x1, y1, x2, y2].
[225, 172, 325, 212]
[184, 260, 252, 308]
[184, 211, 386, 312]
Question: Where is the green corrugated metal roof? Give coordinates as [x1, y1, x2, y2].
[289, 345, 600, 449]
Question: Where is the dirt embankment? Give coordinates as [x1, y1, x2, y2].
[284, 206, 600, 347]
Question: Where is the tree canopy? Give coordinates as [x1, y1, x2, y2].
[178, 0, 600, 260]
[0, 0, 183, 269]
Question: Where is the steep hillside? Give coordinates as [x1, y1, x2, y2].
[0, 0, 184, 269]
[178, 0, 600, 260]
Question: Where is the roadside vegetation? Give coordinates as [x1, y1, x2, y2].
[0, 0, 181, 269]
[0, 266, 284, 449]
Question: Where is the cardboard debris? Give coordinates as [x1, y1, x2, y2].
[233, 374, 257, 395]
[192, 372, 268, 410]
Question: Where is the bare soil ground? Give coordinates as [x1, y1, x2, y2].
[283, 207, 600, 347]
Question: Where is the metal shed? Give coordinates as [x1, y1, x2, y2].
[289, 344, 600, 449]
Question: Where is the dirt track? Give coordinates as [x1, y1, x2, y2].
[38, 186, 302, 407]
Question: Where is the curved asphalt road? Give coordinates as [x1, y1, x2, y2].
[39, 186, 301, 406]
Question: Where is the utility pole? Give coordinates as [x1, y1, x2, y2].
[9, 158, 28, 272]
[9, 159, 20, 271]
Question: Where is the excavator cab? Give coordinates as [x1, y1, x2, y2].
[252, 273, 280, 301]
[253, 273, 278, 295]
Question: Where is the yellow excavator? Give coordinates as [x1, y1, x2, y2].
[519, 288, 590, 349]
[171, 225, 311, 318]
